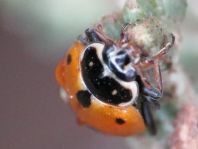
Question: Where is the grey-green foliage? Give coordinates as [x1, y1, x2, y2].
[123, 0, 187, 25]
[103, 0, 187, 57]
[161, 0, 187, 23]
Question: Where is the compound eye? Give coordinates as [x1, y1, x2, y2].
[115, 51, 131, 67]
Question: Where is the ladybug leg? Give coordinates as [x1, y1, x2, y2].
[152, 33, 175, 61]
[78, 27, 113, 45]
[140, 99, 157, 135]
[143, 87, 162, 99]
[138, 34, 175, 69]
[143, 95, 160, 109]
[78, 28, 101, 45]
[141, 85, 162, 109]
[138, 61, 163, 103]
[144, 61, 163, 100]
[85, 28, 102, 43]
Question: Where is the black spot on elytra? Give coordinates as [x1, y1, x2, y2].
[67, 54, 72, 65]
[115, 118, 125, 125]
[76, 90, 91, 108]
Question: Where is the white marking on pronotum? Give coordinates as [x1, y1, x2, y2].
[90, 43, 140, 107]
[80, 43, 105, 63]
[88, 61, 94, 67]
[112, 89, 118, 95]
[80, 43, 140, 107]
[118, 81, 139, 107]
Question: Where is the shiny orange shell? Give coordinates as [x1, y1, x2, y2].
[55, 41, 146, 136]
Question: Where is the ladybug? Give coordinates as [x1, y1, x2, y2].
[55, 25, 175, 136]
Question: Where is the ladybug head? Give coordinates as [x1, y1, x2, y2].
[102, 44, 137, 82]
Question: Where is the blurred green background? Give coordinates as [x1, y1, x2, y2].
[0, 0, 197, 149]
